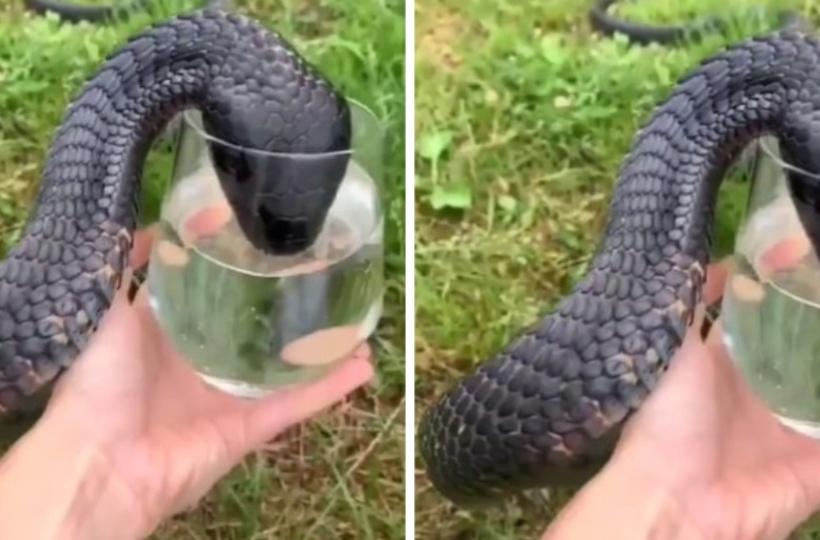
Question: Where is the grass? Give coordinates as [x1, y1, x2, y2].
[0, 0, 404, 538]
[414, 0, 819, 538]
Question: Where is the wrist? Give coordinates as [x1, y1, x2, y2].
[542, 458, 705, 540]
[0, 411, 148, 540]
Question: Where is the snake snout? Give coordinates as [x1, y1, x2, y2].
[210, 145, 350, 254]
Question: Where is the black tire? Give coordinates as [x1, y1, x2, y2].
[589, 0, 807, 46]
[23, 0, 232, 24]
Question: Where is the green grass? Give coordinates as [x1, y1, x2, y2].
[415, 1, 819, 538]
[0, 0, 404, 538]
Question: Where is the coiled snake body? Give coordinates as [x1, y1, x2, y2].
[420, 31, 820, 503]
[0, 10, 350, 417]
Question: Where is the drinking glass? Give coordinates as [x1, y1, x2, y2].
[722, 136, 820, 437]
[147, 100, 385, 398]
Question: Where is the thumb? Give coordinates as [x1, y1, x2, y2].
[128, 225, 158, 270]
[706, 322, 820, 530]
[220, 345, 375, 459]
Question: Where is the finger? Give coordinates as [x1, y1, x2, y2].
[129, 225, 158, 269]
[129, 283, 167, 338]
[703, 258, 732, 307]
[126, 204, 227, 303]
[115, 267, 135, 305]
[704, 320, 741, 372]
[237, 345, 375, 452]
[181, 202, 232, 243]
[757, 234, 811, 280]
[124, 282, 168, 360]
[690, 301, 707, 338]
[132, 281, 152, 310]
[619, 327, 714, 441]
[702, 319, 762, 403]
[51, 267, 145, 401]
[705, 319, 725, 350]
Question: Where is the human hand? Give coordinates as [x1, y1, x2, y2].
[544, 241, 820, 540]
[0, 227, 374, 540]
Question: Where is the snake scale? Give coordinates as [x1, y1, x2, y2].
[0, 10, 350, 417]
[420, 30, 820, 503]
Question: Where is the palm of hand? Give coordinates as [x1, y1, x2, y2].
[47, 290, 249, 521]
[38, 231, 373, 534]
[612, 264, 820, 539]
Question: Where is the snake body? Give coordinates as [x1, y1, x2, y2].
[420, 31, 820, 503]
[589, 0, 806, 46]
[0, 10, 350, 416]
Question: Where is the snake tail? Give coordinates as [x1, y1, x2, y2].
[420, 31, 820, 503]
[0, 10, 351, 417]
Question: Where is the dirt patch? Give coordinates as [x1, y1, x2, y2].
[416, 6, 469, 72]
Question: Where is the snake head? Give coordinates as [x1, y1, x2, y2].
[203, 78, 352, 255]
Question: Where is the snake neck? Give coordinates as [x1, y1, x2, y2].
[0, 11, 350, 413]
[421, 31, 820, 503]
[36, 10, 349, 239]
[601, 31, 820, 271]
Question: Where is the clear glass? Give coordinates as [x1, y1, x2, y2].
[722, 136, 820, 437]
[146, 101, 385, 398]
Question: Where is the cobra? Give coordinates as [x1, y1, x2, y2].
[0, 10, 351, 418]
[420, 30, 820, 503]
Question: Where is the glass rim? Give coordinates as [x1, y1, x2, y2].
[180, 97, 382, 159]
[758, 137, 820, 181]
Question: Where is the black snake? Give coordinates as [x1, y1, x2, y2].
[589, 0, 806, 45]
[0, 10, 350, 417]
[420, 30, 820, 503]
